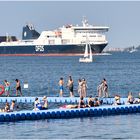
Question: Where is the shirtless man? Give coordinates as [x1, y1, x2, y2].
[15, 79, 22, 96]
[67, 76, 74, 97]
[59, 77, 64, 97]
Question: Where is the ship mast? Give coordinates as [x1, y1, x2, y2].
[82, 17, 89, 27]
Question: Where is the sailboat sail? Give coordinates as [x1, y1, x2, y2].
[79, 34, 93, 63]
[84, 43, 88, 57]
[89, 44, 92, 60]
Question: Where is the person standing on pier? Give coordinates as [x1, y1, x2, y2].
[97, 81, 104, 97]
[81, 78, 88, 97]
[15, 79, 22, 96]
[103, 78, 109, 97]
[67, 76, 74, 97]
[59, 77, 64, 97]
[78, 79, 83, 97]
[4, 80, 10, 97]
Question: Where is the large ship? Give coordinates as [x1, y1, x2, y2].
[0, 18, 109, 56]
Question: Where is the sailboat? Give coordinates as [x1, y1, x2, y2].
[79, 42, 93, 63]
[129, 46, 137, 53]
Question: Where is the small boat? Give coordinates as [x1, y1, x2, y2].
[129, 49, 137, 53]
[129, 46, 137, 53]
[79, 41, 93, 63]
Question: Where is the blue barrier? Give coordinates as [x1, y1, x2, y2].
[0, 104, 140, 122]
[21, 113, 26, 120]
[138, 106, 140, 112]
[0, 97, 131, 105]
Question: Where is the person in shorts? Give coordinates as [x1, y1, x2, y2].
[15, 79, 22, 96]
[4, 80, 10, 97]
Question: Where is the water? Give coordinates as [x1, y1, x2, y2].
[0, 114, 140, 139]
[0, 52, 140, 139]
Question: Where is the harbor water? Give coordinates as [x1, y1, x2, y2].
[0, 52, 140, 139]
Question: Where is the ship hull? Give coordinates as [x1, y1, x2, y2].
[0, 43, 107, 56]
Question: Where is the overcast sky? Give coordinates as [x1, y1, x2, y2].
[0, 1, 140, 48]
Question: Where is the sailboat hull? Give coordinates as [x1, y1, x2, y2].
[79, 58, 93, 63]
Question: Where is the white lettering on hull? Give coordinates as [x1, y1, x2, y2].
[35, 45, 44, 52]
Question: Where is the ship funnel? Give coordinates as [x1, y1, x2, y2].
[22, 24, 40, 40]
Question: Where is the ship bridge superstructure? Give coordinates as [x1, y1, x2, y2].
[35, 18, 109, 46]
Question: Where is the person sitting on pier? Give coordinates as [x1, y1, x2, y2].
[134, 92, 140, 103]
[0, 102, 10, 112]
[41, 96, 48, 110]
[34, 97, 41, 111]
[4, 102, 10, 112]
[10, 100, 18, 112]
[88, 95, 94, 107]
[34, 97, 48, 111]
[78, 96, 86, 108]
[94, 97, 100, 107]
[137, 93, 140, 103]
[127, 92, 135, 104]
[113, 95, 121, 105]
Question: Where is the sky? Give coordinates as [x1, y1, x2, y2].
[0, 1, 140, 48]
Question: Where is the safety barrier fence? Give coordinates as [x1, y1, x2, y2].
[0, 97, 129, 104]
[0, 104, 140, 122]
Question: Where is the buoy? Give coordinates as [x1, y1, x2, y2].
[15, 114, 21, 121]
[21, 113, 26, 120]
[5, 114, 10, 121]
[98, 109, 103, 116]
[124, 107, 129, 113]
[0, 115, 4, 122]
[41, 112, 46, 119]
[31, 113, 36, 120]
[0, 85, 5, 95]
[103, 108, 107, 115]
[11, 114, 15, 121]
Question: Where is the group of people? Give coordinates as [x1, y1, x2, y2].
[3, 79, 22, 97]
[59, 76, 88, 97]
[78, 78, 88, 98]
[0, 100, 18, 112]
[59, 76, 75, 97]
[97, 78, 109, 98]
[126, 92, 140, 104]
[60, 95, 101, 109]
[0, 96, 48, 113]
[59, 76, 109, 98]
[78, 95, 101, 108]
[34, 96, 48, 111]
[113, 92, 140, 106]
